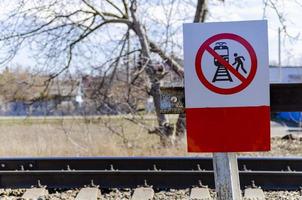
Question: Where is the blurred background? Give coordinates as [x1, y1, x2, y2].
[0, 0, 300, 156]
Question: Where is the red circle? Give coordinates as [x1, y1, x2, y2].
[195, 33, 257, 95]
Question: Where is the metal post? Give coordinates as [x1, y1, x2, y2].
[213, 152, 242, 200]
[160, 84, 302, 198]
[278, 27, 282, 82]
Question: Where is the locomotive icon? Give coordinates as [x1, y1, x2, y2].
[212, 42, 233, 82]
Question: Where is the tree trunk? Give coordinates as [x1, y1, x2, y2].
[194, 0, 209, 23]
[128, 0, 209, 142]
[174, 0, 209, 138]
[130, 2, 173, 142]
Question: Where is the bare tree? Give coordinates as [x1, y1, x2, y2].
[0, 0, 219, 143]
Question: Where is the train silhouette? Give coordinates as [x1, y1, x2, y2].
[212, 42, 233, 82]
[214, 42, 229, 67]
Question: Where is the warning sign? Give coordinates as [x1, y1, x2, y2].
[183, 20, 270, 152]
[195, 33, 257, 95]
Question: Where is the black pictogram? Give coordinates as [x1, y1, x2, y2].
[212, 42, 233, 82]
[232, 53, 246, 74]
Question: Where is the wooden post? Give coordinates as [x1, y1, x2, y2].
[213, 153, 242, 200]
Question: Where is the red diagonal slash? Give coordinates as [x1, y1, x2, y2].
[205, 46, 246, 82]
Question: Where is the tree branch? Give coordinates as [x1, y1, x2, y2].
[149, 40, 184, 78]
[105, 0, 126, 17]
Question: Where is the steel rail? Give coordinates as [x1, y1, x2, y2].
[0, 157, 301, 190]
[0, 157, 301, 171]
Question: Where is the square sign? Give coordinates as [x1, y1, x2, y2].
[183, 20, 270, 152]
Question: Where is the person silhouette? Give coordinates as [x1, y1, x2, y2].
[232, 53, 246, 74]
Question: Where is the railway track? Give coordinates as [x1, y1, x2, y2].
[0, 156, 300, 189]
[0, 157, 302, 199]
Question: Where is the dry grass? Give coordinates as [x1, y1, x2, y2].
[0, 115, 189, 157]
[0, 116, 301, 157]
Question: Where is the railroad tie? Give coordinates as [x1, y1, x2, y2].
[21, 188, 48, 200]
[75, 187, 101, 200]
[243, 188, 265, 200]
[189, 187, 212, 200]
[131, 187, 154, 200]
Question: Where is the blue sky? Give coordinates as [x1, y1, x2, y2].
[5, 0, 302, 69]
[208, 0, 302, 66]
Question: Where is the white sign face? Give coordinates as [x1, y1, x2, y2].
[183, 20, 269, 108]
